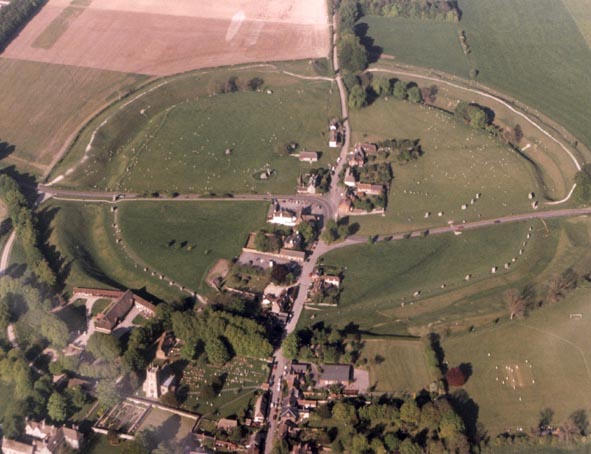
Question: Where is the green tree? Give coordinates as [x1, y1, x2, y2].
[271, 439, 289, 454]
[254, 231, 272, 252]
[372, 77, 391, 97]
[297, 221, 316, 246]
[47, 392, 70, 422]
[283, 332, 300, 360]
[96, 379, 119, 410]
[87, 332, 121, 361]
[392, 80, 408, 100]
[399, 438, 422, 454]
[339, 0, 360, 30]
[338, 32, 368, 72]
[407, 85, 423, 104]
[400, 399, 420, 426]
[348, 84, 367, 109]
[351, 434, 370, 454]
[439, 408, 465, 440]
[205, 336, 231, 365]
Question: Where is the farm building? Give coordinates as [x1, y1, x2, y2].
[1, 438, 34, 454]
[319, 364, 352, 387]
[356, 183, 384, 196]
[355, 142, 378, 155]
[298, 151, 319, 163]
[344, 168, 357, 187]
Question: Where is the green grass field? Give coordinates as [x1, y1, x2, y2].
[349, 99, 542, 234]
[443, 287, 591, 436]
[137, 407, 195, 443]
[53, 69, 341, 195]
[360, 15, 470, 77]
[41, 200, 184, 302]
[305, 217, 591, 336]
[360, 338, 433, 392]
[0, 58, 145, 174]
[364, 1, 591, 149]
[117, 201, 269, 290]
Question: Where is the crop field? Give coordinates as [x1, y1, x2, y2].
[360, 338, 433, 392]
[41, 200, 184, 302]
[305, 217, 591, 336]
[443, 287, 591, 435]
[0, 58, 145, 174]
[349, 99, 542, 235]
[117, 201, 270, 291]
[360, 16, 470, 77]
[365, 0, 591, 149]
[3, 0, 329, 76]
[52, 70, 341, 195]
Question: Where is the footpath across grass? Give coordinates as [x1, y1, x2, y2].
[117, 201, 270, 290]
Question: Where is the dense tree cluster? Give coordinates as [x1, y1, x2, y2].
[0, 175, 56, 287]
[0, 0, 45, 51]
[171, 307, 272, 364]
[300, 394, 472, 453]
[338, 32, 369, 73]
[454, 102, 493, 130]
[321, 217, 357, 244]
[283, 322, 361, 365]
[0, 276, 68, 348]
[376, 138, 423, 162]
[345, 0, 461, 21]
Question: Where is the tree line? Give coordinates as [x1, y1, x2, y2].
[0, 174, 56, 287]
[0, 0, 45, 51]
[337, 0, 461, 22]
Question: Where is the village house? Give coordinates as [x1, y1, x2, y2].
[355, 142, 378, 156]
[1, 438, 34, 454]
[328, 120, 340, 148]
[76, 288, 156, 334]
[268, 205, 300, 227]
[356, 183, 384, 196]
[283, 231, 303, 250]
[3, 419, 86, 454]
[298, 151, 319, 163]
[344, 168, 357, 187]
[278, 248, 306, 262]
[253, 393, 267, 424]
[318, 364, 353, 387]
[347, 149, 365, 167]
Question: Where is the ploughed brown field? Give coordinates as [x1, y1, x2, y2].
[3, 0, 330, 75]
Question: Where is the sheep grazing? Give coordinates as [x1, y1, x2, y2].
[424, 212, 431, 218]
[528, 192, 535, 200]
[464, 274, 472, 281]
[461, 204, 467, 210]
[512, 257, 517, 262]
[475, 192, 481, 199]
[441, 283, 447, 289]
[519, 249, 524, 255]
[491, 267, 498, 274]
[526, 233, 531, 239]
[531, 201, 539, 209]
[438, 211, 444, 217]
[413, 290, 421, 297]
[504, 263, 511, 269]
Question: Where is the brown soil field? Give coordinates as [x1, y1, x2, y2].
[3, 0, 330, 76]
[0, 58, 146, 173]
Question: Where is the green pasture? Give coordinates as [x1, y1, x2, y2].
[305, 217, 591, 336]
[444, 287, 591, 436]
[360, 15, 469, 77]
[53, 69, 341, 195]
[41, 200, 183, 302]
[363, 0, 591, 149]
[360, 338, 433, 392]
[349, 99, 542, 235]
[117, 201, 269, 290]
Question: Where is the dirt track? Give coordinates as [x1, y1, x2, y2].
[3, 0, 330, 75]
